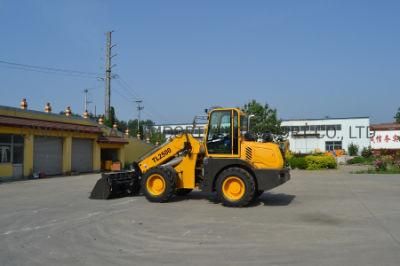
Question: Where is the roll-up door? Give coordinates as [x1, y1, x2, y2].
[33, 137, 63, 175]
[71, 138, 93, 173]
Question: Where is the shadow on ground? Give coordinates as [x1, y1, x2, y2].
[89, 190, 296, 207]
[173, 191, 296, 207]
[258, 192, 296, 206]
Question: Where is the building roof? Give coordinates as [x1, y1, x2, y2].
[0, 115, 102, 134]
[0, 105, 97, 126]
[370, 123, 400, 131]
[97, 136, 129, 144]
[282, 116, 369, 122]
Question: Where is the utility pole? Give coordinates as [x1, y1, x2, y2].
[104, 31, 116, 120]
[135, 100, 144, 138]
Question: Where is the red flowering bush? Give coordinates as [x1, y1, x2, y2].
[374, 159, 387, 171]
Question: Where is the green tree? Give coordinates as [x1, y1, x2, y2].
[127, 119, 152, 138]
[104, 106, 117, 128]
[395, 107, 400, 123]
[348, 143, 359, 156]
[117, 120, 128, 132]
[99, 107, 163, 145]
[243, 100, 282, 135]
[150, 131, 166, 145]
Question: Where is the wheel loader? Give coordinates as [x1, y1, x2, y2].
[91, 107, 290, 207]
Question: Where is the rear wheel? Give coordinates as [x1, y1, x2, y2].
[141, 167, 177, 202]
[175, 188, 193, 196]
[216, 167, 255, 207]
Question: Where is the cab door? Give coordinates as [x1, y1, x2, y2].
[205, 109, 240, 157]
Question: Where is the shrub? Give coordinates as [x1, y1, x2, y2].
[361, 146, 372, 158]
[373, 155, 397, 171]
[348, 156, 366, 164]
[348, 143, 359, 156]
[347, 156, 374, 165]
[288, 156, 307, 169]
[305, 155, 337, 170]
[374, 159, 387, 171]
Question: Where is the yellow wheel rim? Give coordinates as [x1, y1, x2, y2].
[146, 174, 166, 196]
[222, 176, 245, 201]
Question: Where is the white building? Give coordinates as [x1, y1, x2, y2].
[152, 123, 207, 140]
[281, 117, 371, 154]
[370, 123, 400, 150]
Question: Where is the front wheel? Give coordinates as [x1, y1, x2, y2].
[216, 167, 255, 207]
[141, 167, 177, 202]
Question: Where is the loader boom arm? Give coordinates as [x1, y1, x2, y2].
[137, 134, 202, 175]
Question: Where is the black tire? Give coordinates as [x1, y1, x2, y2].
[141, 167, 177, 202]
[216, 167, 255, 207]
[175, 188, 193, 196]
[130, 175, 141, 196]
[129, 162, 142, 196]
[252, 190, 264, 201]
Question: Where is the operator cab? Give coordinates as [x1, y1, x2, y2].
[205, 108, 247, 157]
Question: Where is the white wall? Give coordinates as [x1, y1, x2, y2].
[281, 118, 371, 154]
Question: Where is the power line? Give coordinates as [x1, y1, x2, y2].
[115, 75, 170, 122]
[116, 77, 142, 99]
[115, 79, 140, 99]
[0, 59, 100, 77]
[112, 86, 159, 122]
[0, 64, 100, 79]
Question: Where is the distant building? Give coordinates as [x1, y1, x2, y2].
[153, 123, 207, 140]
[281, 117, 370, 154]
[155, 117, 373, 155]
[370, 123, 400, 150]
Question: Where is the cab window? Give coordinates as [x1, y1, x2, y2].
[206, 111, 232, 154]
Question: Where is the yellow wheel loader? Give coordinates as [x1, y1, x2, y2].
[91, 107, 290, 207]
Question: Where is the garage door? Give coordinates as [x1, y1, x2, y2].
[71, 138, 93, 173]
[33, 137, 63, 175]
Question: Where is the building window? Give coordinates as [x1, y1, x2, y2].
[325, 141, 342, 151]
[283, 123, 343, 133]
[0, 134, 24, 164]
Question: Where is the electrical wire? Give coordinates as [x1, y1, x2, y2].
[113, 86, 158, 122]
[115, 75, 171, 122]
[0, 59, 100, 76]
[0, 65, 100, 79]
[0, 59, 171, 123]
[0, 59, 101, 79]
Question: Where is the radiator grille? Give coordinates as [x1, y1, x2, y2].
[245, 147, 253, 161]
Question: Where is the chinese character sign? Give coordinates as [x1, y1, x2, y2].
[371, 130, 400, 149]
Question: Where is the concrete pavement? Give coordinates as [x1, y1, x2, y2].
[1, 167, 400, 266]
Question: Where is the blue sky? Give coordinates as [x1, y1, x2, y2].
[0, 0, 399, 124]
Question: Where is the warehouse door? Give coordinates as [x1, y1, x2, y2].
[33, 137, 63, 176]
[71, 138, 93, 173]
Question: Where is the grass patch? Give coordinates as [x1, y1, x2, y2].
[353, 166, 400, 174]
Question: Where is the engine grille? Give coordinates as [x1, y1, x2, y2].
[245, 147, 253, 161]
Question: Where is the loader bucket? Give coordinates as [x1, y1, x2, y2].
[90, 170, 141, 199]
